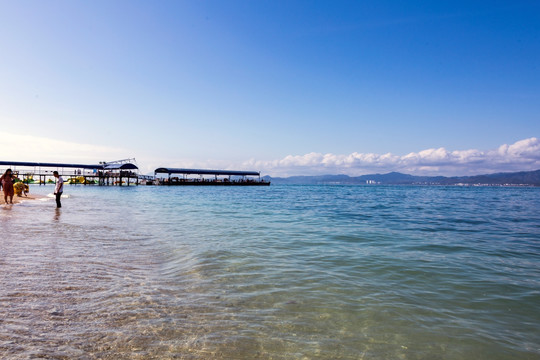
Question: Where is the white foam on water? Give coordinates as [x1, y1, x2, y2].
[46, 193, 72, 198]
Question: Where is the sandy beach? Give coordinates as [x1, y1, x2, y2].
[2, 193, 45, 205]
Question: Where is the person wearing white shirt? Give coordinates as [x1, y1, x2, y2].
[53, 171, 64, 208]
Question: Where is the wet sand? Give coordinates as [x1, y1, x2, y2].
[3, 193, 45, 204]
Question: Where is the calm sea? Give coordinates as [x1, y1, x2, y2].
[1, 184, 539, 359]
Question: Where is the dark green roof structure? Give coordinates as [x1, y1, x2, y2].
[154, 168, 260, 176]
[0, 161, 138, 170]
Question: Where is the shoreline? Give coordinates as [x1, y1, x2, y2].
[2, 193, 46, 205]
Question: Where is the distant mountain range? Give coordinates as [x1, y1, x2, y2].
[263, 169, 540, 186]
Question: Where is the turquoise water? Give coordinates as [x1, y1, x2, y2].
[1, 185, 539, 359]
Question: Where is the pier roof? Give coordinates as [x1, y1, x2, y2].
[154, 168, 260, 176]
[0, 161, 138, 170]
[103, 163, 139, 170]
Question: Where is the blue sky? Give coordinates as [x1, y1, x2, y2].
[0, 1, 539, 176]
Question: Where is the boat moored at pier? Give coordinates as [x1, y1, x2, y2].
[154, 168, 270, 186]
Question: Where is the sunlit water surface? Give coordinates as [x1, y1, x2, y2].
[1, 185, 539, 359]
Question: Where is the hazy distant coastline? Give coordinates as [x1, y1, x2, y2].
[264, 169, 540, 186]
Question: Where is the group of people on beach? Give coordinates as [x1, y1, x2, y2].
[1, 168, 64, 207]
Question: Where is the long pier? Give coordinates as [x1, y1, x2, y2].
[0, 160, 270, 186]
[0, 159, 140, 186]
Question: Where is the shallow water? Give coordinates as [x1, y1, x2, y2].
[1, 185, 539, 359]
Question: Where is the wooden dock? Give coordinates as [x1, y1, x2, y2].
[1, 160, 270, 187]
[0, 159, 140, 186]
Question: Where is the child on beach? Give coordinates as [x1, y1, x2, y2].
[0, 169, 15, 204]
[13, 181, 29, 197]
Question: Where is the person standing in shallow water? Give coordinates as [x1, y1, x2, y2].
[0, 168, 15, 204]
[53, 171, 64, 208]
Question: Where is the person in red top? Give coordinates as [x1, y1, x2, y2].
[0, 169, 14, 204]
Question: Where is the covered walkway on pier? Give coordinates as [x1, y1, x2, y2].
[0, 159, 139, 186]
[154, 168, 269, 186]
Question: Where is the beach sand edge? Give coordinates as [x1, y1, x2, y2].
[3, 193, 47, 205]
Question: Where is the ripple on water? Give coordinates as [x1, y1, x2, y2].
[1, 185, 539, 359]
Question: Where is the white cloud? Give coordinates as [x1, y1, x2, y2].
[1, 131, 538, 178]
[0, 131, 130, 164]
[245, 138, 540, 177]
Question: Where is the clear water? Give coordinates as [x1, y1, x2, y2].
[1, 185, 539, 359]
